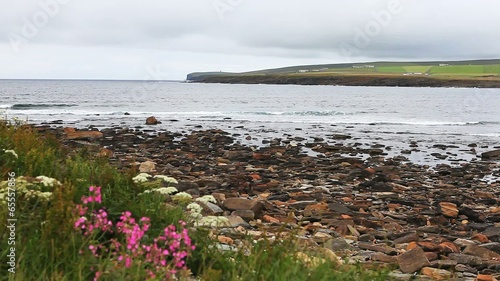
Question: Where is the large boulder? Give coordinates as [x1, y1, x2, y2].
[482, 149, 500, 159]
[223, 198, 264, 217]
[398, 247, 430, 273]
[139, 161, 156, 173]
[146, 116, 160, 125]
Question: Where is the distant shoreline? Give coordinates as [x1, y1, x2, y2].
[190, 74, 500, 88]
[187, 58, 500, 88]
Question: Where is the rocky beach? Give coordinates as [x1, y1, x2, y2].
[32, 118, 500, 280]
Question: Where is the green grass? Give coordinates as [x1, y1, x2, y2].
[402, 66, 432, 73]
[0, 120, 389, 280]
[376, 66, 406, 73]
[429, 64, 500, 76]
[238, 59, 500, 75]
[329, 68, 377, 73]
[376, 66, 432, 74]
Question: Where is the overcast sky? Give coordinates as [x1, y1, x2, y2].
[1, 0, 499, 80]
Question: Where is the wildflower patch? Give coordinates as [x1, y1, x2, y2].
[74, 186, 195, 280]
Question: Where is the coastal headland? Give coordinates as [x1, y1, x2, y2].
[188, 59, 500, 88]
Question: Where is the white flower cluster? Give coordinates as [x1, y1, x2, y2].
[196, 195, 217, 204]
[172, 192, 192, 204]
[3, 149, 18, 159]
[132, 173, 152, 183]
[195, 216, 230, 228]
[25, 190, 52, 202]
[153, 175, 178, 185]
[0, 176, 58, 205]
[143, 186, 178, 196]
[36, 176, 61, 187]
[187, 202, 203, 213]
[177, 194, 230, 228]
[187, 202, 203, 219]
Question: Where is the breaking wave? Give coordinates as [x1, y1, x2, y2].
[6, 103, 78, 109]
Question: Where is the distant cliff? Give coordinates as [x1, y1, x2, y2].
[186, 72, 235, 82]
[187, 74, 500, 88]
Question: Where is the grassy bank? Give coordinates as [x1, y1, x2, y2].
[0, 121, 389, 280]
[188, 59, 500, 87]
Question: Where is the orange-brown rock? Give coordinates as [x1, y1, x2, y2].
[223, 198, 264, 217]
[387, 203, 401, 210]
[304, 203, 329, 214]
[421, 267, 452, 281]
[424, 252, 438, 261]
[252, 152, 272, 160]
[476, 275, 498, 281]
[145, 116, 160, 125]
[417, 242, 443, 252]
[98, 148, 114, 158]
[407, 242, 419, 250]
[471, 233, 490, 243]
[217, 236, 234, 245]
[262, 215, 279, 223]
[64, 127, 103, 140]
[475, 191, 496, 199]
[440, 242, 460, 253]
[364, 167, 375, 174]
[439, 202, 459, 218]
[249, 173, 261, 181]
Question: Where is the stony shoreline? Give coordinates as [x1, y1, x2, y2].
[34, 123, 500, 280]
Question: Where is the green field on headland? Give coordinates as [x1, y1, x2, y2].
[187, 59, 500, 88]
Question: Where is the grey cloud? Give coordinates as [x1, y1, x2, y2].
[1, 0, 499, 79]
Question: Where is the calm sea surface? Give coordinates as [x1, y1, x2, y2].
[1, 80, 499, 164]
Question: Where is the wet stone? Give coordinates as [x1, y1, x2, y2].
[463, 244, 500, 260]
[455, 264, 478, 274]
[394, 232, 419, 244]
[398, 247, 430, 274]
[448, 253, 483, 266]
[199, 201, 224, 216]
[358, 242, 397, 255]
[420, 267, 452, 281]
[223, 198, 264, 217]
[225, 215, 250, 227]
[429, 260, 458, 269]
[324, 238, 352, 252]
[231, 210, 255, 222]
[371, 253, 398, 263]
[328, 203, 353, 215]
[481, 242, 500, 254]
[484, 227, 500, 241]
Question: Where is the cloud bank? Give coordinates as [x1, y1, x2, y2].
[1, 0, 499, 79]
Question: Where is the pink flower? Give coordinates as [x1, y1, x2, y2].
[75, 186, 195, 279]
[93, 271, 101, 281]
[125, 257, 132, 268]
